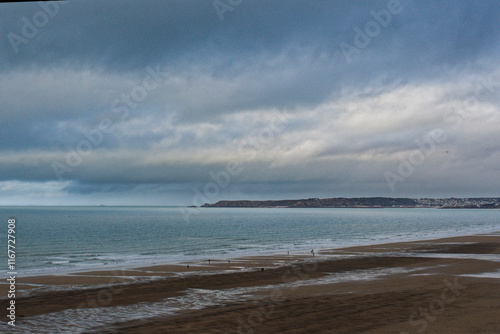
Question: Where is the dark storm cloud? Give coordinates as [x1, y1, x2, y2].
[1, 1, 498, 71]
[0, 0, 499, 204]
[1, 0, 338, 69]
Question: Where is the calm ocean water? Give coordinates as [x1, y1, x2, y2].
[0, 207, 499, 278]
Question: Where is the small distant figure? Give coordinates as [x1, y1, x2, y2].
[311, 249, 315, 257]
[261, 268, 264, 271]
[287, 251, 290, 256]
[228, 260, 230, 263]
[208, 259, 211, 263]
[187, 265, 190, 269]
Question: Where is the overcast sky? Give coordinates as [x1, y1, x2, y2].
[0, 0, 499, 206]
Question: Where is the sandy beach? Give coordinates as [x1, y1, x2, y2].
[2, 233, 500, 333]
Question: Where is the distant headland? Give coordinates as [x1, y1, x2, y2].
[201, 197, 500, 209]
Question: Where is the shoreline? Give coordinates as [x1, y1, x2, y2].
[1, 232, 500, 333]
[4, 221, 500, 281]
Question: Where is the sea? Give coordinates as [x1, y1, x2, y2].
[1, 206, 499, 278]
[1, 206, 500, 333]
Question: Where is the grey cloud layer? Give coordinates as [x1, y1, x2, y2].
[0, 0, 499, 204]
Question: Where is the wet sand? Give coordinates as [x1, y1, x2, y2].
[2, 233, 500, 333]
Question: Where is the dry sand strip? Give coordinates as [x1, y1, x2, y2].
[2, 234, 500, 333]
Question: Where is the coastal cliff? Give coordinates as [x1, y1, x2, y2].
[201, 197, 500, 208]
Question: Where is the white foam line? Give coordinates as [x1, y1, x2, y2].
[460, 270, 500, 279]
[405, 252, 500, 262]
